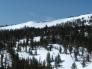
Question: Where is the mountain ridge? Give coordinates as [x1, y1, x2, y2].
[0, 13, 92, 30]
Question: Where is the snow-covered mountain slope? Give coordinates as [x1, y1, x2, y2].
[14, 36, 92, 69]
[0, 13, 92, 30]
[16, 43, 92, 69]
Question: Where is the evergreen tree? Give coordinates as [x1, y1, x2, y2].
[51, 55, 54, 62]
[55, 54, 61, 67]
[69, 46, 73, 54]
[86, 54, 90, 62]
[71, 62, 77, 69]
[35, 49, 37, 55]
[82, 58, 86, 67]
[0, 53, 4, 69]
[46, 52, 52, 69]
[59, 47, 62, 54]
[29, 48, 33, 55]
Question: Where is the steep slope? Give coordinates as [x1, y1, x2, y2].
[0, 13, 92, 30]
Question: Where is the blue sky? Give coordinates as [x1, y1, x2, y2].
[0, 0, 92, 25]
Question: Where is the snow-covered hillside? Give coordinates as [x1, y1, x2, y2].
[0, 13, 92, 30]
[14, 36, 92, 69]
[0, 13, 92, 69]
[16, 43, 92, 69]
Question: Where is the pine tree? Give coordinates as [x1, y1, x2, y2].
[4, 56, 7, 69]
[55, 54, 61, 67]
[81, 48, 84, 56]
[29, 48, 33, 55]
[74, 49, 78, 61]
[51, 55, 54, 62]
[69, 46, 73, 54]
[82, 58, 86, 67]
[59, 47, 62, 54]
[46, 52, 51, 64]
[30, 37, 34, 50]
[49, 45, 52, 51]
[35, 49, 37, 55]
[46, 52, 51, 69]
[86, 54, 90, 62]
[71, 62, 77, 69]
[1, 53, 4, 68]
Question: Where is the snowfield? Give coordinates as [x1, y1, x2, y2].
[15, 42, 92, 69]
[33, 36, 41, 42]
[18, 44, 92, 69]
[0, 13, 92, 30]
[14, 36, 92, 69]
